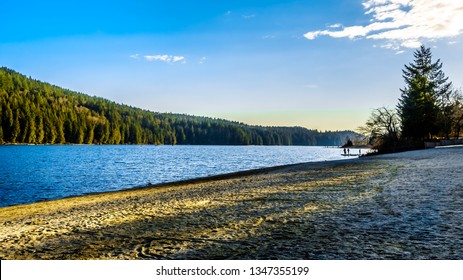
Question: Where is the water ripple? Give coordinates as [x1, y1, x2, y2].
[0, 145, 357, 207]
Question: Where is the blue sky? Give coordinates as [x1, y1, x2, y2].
[1, 0, 462, 131]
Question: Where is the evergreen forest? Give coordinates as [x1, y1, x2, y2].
[0, 67, 358, 146]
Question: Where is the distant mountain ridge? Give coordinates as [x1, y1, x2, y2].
[0, 67, 359, 145]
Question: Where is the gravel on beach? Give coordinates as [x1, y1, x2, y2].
[1, 146, 462, 259]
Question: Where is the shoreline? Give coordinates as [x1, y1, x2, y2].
[79, 158, 359, 197]
[1, 151, 360, 209]
[0, 157, 360, 210]
[1, 146, 462, 259]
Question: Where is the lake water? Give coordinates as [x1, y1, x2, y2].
[0, 145, 359, 207]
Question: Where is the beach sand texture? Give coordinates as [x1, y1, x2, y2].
[1, 146, 462, 259]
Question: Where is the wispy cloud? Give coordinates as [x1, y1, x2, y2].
[327, 23, 342, 29]
[304, 0, 463, 49]
[129, 54, 140, 59]
[304, 84, 319, 89]
[262, 35, 276, 39]
[198, 57, 207, 64]
[242, 14, 256, 19]
[143, 54, 186, 63]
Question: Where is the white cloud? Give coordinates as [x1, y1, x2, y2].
[199, 57, 207, 64]
[304, 31, 321, 40]
[129, 54, 140, 59]
[171, 56, 185, 63]
[242, 14, 256, 19]
[328, 23, 342, 28]
[304, 0, 463, 49]
[144, 55, 186, 63]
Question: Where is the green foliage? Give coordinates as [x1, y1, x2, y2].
[362, 46, 463, 153]
[397, 45, 453, 140]
[0, 67, 358, 146]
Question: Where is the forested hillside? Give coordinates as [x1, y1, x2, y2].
[0, 67, 358, 145]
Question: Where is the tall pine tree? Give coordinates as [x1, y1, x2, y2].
[397, 46, 452, 140]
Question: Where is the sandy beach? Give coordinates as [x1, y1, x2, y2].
[1, 146, 462, 260]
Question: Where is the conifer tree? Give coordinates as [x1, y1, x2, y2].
[0, 67, 358, 146]
[397, 46, 452, 140]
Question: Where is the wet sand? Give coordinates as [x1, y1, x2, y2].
[1, 146, 462, 259]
